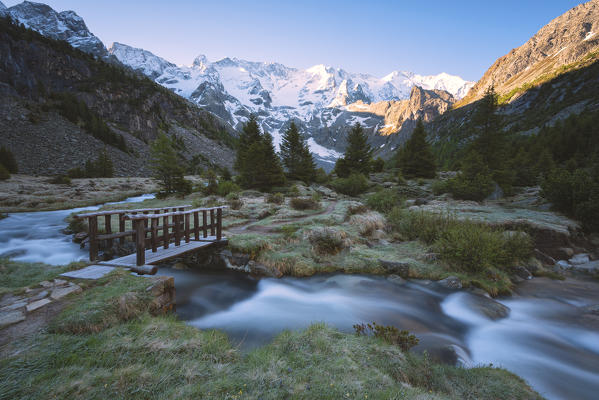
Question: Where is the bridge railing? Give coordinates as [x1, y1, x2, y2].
[123, 207, 226, 266]
[74, 205, 192, 262]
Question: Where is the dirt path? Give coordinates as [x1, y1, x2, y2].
[227, 201, 338, 235]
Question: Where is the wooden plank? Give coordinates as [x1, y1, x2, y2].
[135, 220, 146, 266]
[210, 209, 216, 236]
[193, 211, 200, 241]
[202, 210, 208, 238]
[89, 216, 98, 262]
[75, 205, 192, 219]
[151, 218, 158, 252]
[163, 215, 170, 249]
[184, 214, 191, 243]
[217, 208, 223, 241]
[104, 214, 113, 248]
[174, 215, 181, 246]
[124, 206, 227, 220]
[119, 213, 125, 245]
[99, 240, 214, 267]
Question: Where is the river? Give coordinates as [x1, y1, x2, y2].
[1, 198, 598, 400]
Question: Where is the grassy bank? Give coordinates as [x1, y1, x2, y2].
[0, 175, 158, 213]
[0, 266, 541, 400]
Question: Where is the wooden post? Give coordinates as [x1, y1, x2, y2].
[163, 215, 169, 249]
[151, 218, 158, 252]
[210, 209, 216, 237]
[193, 211, 200, 240]
[217, 208, 223, 241]
[89, 216, 98, 261]
[119, 213, 125, 246]
[135, 219, 145, 266]
[202, 210, 208, 238]
[104, 214, 112, 249]
[184, 213, 191, 243]
[174, 214, 181, 246]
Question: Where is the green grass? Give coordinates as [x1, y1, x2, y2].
[0, 259, 84, 295]
[49, 269, 155, 334]
[0, 318, 541, 400]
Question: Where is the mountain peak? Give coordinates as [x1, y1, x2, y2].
[6, 1, 109, 59]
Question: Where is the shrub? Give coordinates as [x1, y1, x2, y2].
[371, 157, 385, 173]
[345, 203, 368, 218]
[49, 175, 72, 185]
[435, 223, 532, 273]
[227, 197, 243, 210]
[354, 322, 419, 352]
[306, 227, 348, 255]
[331, 173, 369, 196]
[0, 164, 10, 180]
[289, 185, 301, 197]
[266, 192, 285, 204]
[431, 179, 450, 196]
[216, 180, 241, 197]
[447, 152, 494, 201]
[387, 208, 454, 244]
[314, 167, 329, 184]
[366, 189, 402, 213]
[203, 170, 218, 195]
[0, 146, 18, 173]
[349, 212, 386, 236]
[290, 197, 320, 210]
[542, 167, 599, 232]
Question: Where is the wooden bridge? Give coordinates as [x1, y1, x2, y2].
[75, 205, 227, 274]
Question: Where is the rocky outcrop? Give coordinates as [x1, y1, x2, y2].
[460, 0, 599, 104]
[4, 1, 110, 59]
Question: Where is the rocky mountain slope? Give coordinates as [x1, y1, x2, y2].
[459, 0, 599, 106]
[0, 18, 236, 176]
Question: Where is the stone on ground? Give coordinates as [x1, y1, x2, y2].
[60, 265, 115, 280]
[26, 298, 51, 312]
[0, 310, 26, 328]
[50, 284, 82, 300]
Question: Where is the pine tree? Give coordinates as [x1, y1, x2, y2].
[235, 115, 263, 188]
[150, 133, 187, 195]
[280, 122, 316, 183]
[234, 116, 286, 190]
[396, 119, 436, 178]
[334, 122, 372, 177]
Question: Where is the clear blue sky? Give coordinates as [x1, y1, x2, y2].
[4, 0, 586, 80]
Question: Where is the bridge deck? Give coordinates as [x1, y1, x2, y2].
[98, 239, 225, 268]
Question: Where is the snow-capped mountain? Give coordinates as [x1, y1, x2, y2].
[109, 43, 472, 164]
[2, 1, 109, 59]
[4, 0, 473, 167]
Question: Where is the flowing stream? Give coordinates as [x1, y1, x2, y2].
[1, 198, 598, 400]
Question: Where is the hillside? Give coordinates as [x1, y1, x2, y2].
[0, 17, 236, 176]
[458, 0, 599, 106]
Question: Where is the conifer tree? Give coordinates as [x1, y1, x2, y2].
[280, 122, 316, 183]
[396, 119, 436, 178]
[0, 146, 18, 173]
[334, 122, 373, 177]
[235, 116, 286, 190]
[150, 133, 187, 195]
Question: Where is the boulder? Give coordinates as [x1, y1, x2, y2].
[465, 294, 510, 320]
[513, 266, 533, 280]
[387, 275, 406, 285]
[556, 247, 575, 260]
[248, 261, 282, 278]
[534, 249, 556, 266]
[378, 259, 410, 277]
[569, 254, 590, 265]
[570, 260, 599, 274]
[555, 260, 571, 270]
[438, 276, 462, 289]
